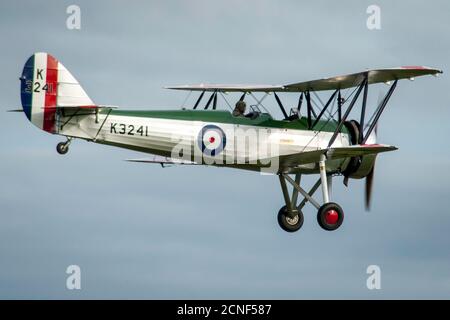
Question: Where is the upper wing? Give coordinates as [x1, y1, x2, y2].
[276, 144, 397, 169]
[165, 84, 284, 92]
[166, 66, 442, 93]
[284, 66, 442, 92]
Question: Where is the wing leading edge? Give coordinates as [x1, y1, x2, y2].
[276, 144, 398, 170]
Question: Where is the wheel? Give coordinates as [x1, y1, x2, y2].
[317, 202, 344, 231]
[277, 205, 304, 233]
[56, 142, 69, 155]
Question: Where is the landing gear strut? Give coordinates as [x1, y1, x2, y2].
[56, 138, 72, 155]
[277, 173, 304, 232]
[277, 154, 345, 232]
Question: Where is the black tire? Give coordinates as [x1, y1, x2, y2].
[277, 206, 304, 233]
[317, 202, 344, 231]
[56, 142, 69, 155]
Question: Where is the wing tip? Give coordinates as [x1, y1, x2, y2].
[360, 144, 398, 151]
[399, 65, 443, 74]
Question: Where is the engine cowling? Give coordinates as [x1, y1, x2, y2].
[342, 120, 376, 179]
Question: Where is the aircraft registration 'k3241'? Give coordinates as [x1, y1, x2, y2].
[13, 52, 442, 232]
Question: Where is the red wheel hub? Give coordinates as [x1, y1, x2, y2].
[324, 209, 339, 225]
[209, 137, 216, 143]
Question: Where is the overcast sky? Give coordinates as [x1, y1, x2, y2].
[1, 0, 449, 299]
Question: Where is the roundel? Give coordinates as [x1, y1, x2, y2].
[198, 125, 226, 156]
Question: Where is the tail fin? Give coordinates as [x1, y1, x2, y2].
[20, 52, 94, 133]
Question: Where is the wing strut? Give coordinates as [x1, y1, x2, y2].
[305, 91, 318, 128]
[359, 80, 369, 143]
[337, 90, 342, 122]
[327, 76, 367, 147]
[204, 91, 216, 110]
[362, 80, 397, 144]
[306, 91, 312, 128]
[297, 93, 303, 114]
[274, 92, 288, 119]
[193, 91, 205, 109]
[213, 91, 218, 110]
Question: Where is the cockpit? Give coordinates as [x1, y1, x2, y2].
[231, 100, 264, 120]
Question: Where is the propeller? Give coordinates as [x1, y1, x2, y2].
[364, 90, 383, 211]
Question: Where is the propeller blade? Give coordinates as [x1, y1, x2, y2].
[364, 90, 382, 210]
[365, 165, 375, 210]
[343, 176, 349, 187]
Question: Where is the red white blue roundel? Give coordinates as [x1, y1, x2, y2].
[198, 125, 226, 156]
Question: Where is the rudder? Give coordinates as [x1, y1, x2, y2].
[20, 52, 94, 133]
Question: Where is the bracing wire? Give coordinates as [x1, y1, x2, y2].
[180, 90, 192, 109]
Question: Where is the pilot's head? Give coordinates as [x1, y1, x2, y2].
[235, 100, 246, 113]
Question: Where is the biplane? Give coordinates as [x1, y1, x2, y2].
[15, 52, 442, 232]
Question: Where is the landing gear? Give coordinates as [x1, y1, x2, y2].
[56, 142, 68, 154]
[277, 206, 304, 232]
[276, 154, 345, 232]
[56, 138, 72, 155]
[317, 202, 344, 231]
[277, 173, 305, 232]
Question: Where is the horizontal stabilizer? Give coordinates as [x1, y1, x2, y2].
[41, 104, 117, 110]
